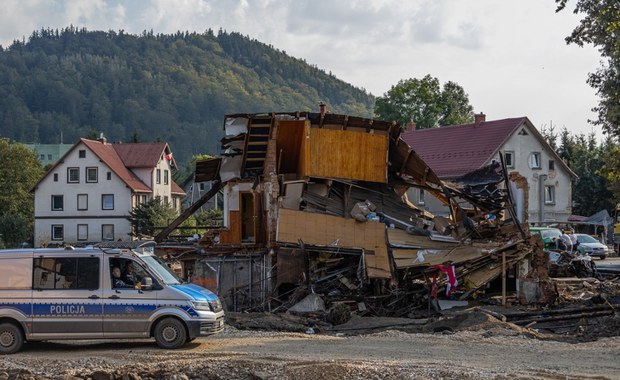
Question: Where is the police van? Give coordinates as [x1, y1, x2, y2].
[0, 241, 224, 354]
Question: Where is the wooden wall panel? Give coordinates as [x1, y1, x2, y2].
[276, 120, 307, 174]
[276, 209, 391, 278]
[301, 128, 388, 183]
[219, 210, 242, 244]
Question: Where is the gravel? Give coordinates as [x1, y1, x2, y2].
[2, 322, 619, 380]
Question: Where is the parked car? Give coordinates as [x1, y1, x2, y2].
[529, 227, 563, 249]
[574, 233, 609, 259]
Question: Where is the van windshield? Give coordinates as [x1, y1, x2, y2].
[141, 255, 182, 285]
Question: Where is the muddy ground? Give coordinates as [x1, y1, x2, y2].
[2, 310, 620, 380]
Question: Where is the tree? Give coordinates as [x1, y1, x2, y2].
[127, 198, 179, 238]
[556, 0, 620, 138]
[438, 81, 475, 126]
[554, 129, 614, 216]
[0, 139, 43, 247]
[0, 140, 43, 246]
[374, 75, 473, 129]
[597, 138, 620, 201]
[0, 213, 31, 248]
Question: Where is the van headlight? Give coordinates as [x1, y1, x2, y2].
[189, 301, 212, 311]
[209, 299, 222, 312]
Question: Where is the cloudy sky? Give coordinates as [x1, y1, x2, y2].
[0, 0, 603, 137]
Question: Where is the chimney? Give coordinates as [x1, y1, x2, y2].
[98, 132, 107, 144]
[406, 121, 417, 132]
[319, 102, 326, 116]
[474, 112, 486, 126]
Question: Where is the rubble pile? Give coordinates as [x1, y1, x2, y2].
[153, 110, 620, 339]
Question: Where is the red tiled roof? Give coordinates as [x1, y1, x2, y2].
[400, 117, 527, 178]
[81, 139, 151, 192]
[171, 181, 185, 195]
[112, 143, 172, 168]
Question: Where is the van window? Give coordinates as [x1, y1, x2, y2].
[0, 259, 32, 289]
[33, 257, 99, 290]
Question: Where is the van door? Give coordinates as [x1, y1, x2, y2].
[103, 258, 156, 337]
[31, 255, 103, 337]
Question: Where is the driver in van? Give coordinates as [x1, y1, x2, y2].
[122, 261, 138, 285]
[112, 267, 132, 288]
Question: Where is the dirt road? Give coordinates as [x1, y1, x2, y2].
[2, 326, 620, 379]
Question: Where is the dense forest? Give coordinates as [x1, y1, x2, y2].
[0, 27, 375, 166]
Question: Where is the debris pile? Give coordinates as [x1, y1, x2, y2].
[153, 110, 619, 336]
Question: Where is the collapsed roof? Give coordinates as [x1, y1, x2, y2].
[160, 111, 544, 314]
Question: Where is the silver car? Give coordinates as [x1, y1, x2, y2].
[575, 233, 609, 259]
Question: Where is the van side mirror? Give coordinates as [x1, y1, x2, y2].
[140, 276, 153, 290]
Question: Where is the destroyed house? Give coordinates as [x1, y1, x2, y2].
[401, 115, 577, 225]
[157, 111, 548, 314]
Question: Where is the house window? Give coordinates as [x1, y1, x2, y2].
[418, 189, 425, 205]
[47, 154, 52, 161]
[79, 150, 86, 158]
[504, 151, 514, 168]
[51, 225, 64, 241]
[173, 197, 178, 209]
[77, 224, 88, 241]
[102, 224, 114, 241]
[39, 154, 45, 160]
[51, 195, 64, 211]
[529, 152, 541, 169]
[156, 169, 161, 184]
[77, 194, 88, 210]
[67, 167, 80, 183]
[53, 173, 58, 182]
[164, 196, 169, 205]
[199, 183, 205, 191]
[107, 171, 112, 180]
[102, 194, 114, 210]
[164, 170, 169, 185]
[544, 186, 555, 204]
[549, 160, 555, 171]
[86, 167, 98, 183]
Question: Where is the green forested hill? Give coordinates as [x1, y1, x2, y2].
[0, 27, 375, 166]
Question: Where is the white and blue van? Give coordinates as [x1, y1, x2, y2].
[0, 242, 224, 354]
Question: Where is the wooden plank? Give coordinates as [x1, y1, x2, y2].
[302, 128, 388, 183]
[387, 228, 458, 249]
[392, 246, 485, 268]
[219, 210, 242, 244]
[277, 209, 391, 273]
[276, 119, 307, 174]
[366, 267, 391, 279]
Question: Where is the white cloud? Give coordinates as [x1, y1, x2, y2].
[0, 0, 604, 137]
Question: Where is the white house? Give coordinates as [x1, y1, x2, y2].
[401, 114, 577, 225]
[31, 137, 185, 247]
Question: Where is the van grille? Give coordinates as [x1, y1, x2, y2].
[200, 316, 225, 334]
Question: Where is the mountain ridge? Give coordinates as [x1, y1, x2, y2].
[0, 26, 375, 167]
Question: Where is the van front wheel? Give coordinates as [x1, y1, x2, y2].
[154, 318, 187, 349]
[0, 323, 24, 355]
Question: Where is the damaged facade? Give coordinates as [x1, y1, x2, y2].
[157, 110, 554, 316]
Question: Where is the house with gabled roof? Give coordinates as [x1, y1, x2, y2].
[30, 136, 185, 247]
[401, 114, 577, 224]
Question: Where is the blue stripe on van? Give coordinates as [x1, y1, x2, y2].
[171, 283, 218, 301]
[103, 303, 157, 316]
[0, 303, 31, 316]
[33, 303, 103, 316]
